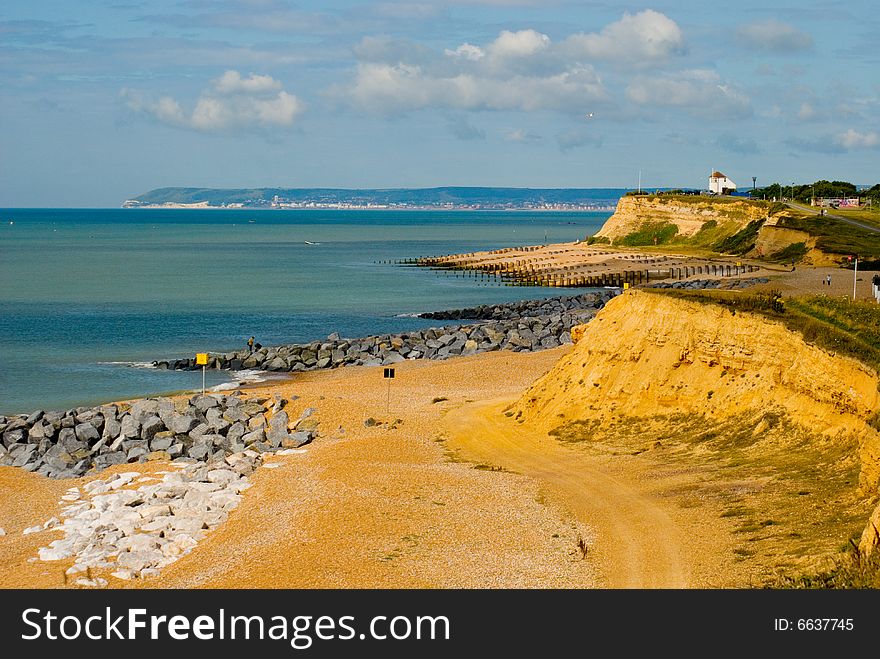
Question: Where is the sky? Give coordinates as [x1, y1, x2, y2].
[1, 0, 878, 207]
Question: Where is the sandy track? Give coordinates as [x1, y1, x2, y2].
[446, 401, 690, 588]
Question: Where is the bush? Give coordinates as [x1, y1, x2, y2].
[713, 219, 765, 255]
[615, 221, 679, 247]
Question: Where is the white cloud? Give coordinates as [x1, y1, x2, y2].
[212, 70, 282, 95]
[505, 128, 542, 143]
[626, 69, 751, 118]
[445, 43, 484, 61]
[797, 102, 815, 120]
[563, 10, 684, 65]
[345, 60, 605, 113]
[122, 70, 302, 132]
[337, 11, 688, 115]
[736, 20, 813, 53]
[836, 129, 880, 150]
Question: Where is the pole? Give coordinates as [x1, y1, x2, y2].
[386, 378, 391, 414]
[853, 257, 858, 301]
[202, 365, 206, 395]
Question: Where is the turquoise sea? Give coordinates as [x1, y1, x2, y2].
[0, 208, 609, 414]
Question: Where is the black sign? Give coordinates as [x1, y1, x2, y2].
[383, 368, 395, 379]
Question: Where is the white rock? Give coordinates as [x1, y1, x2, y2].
[75, 577, 107, 588]
[42, 517, 60, 530]
[23, 525, 43, 535]
[0, 527, 6, 536]
[263, 463, 281, 469]
[206, 469, 239, 484]
[111, 570, 133, 581]
[274, 448, 307, 456]
[61, 493, 81, 502]
[38, 546, 71, 561]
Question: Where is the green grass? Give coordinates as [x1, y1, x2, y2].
[768, 242, 808, 263]
[777, 215, 880, 259]
[615, 221, 679, 247]
[712, 219, 765, 255]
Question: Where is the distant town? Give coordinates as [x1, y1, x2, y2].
[122, 186, 627, 211]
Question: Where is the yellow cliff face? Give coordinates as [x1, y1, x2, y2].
[514, 290, 880, 491]
[595, 195, 771, 242]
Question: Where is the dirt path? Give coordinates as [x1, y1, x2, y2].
[445, 400, 692, 588]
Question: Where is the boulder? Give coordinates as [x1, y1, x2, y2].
[74, 422, 100, 444]
[168, 413, 198, 435]
[120, 415, 141, 439]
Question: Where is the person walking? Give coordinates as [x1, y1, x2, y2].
[247, 336, 255, 353]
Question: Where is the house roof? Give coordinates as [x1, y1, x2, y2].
[710, 171, 727, 179]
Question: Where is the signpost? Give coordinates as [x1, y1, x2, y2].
[383, 367, 395, 413]
[853, 256, 859, 301]
[196, 353, 208, 394]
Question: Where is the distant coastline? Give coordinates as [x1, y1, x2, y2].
[122, 185, 629, 212]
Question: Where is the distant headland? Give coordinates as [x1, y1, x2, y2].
[122, 186, 628, 211]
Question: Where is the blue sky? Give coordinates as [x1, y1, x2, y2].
[1, 0, 878, 206]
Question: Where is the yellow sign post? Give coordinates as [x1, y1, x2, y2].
[196, 353, 208, 394]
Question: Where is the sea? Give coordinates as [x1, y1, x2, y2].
[0, 208, 610, 415]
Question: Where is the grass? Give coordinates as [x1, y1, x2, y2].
[768, 242, 808, 263]
[615, 221, 679, 247]
[777, 214, 880, 259]
[771, 544, 880, 588]
[712, 219, 765, 255]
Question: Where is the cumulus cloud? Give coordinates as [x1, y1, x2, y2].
[736, 20, 813, 53]
[626, 69, 751, 118]
[336, 11, 688, 115]
[341, 29, 608, 113]
[786, 129, 880, 154]
[122, 70, 302, 132]
[562, 10, 684, 65]
[836, 128, 879, 150]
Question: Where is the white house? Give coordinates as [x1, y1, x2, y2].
[709, 171, 737, 195]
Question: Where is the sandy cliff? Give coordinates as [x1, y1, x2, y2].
[513, 290, 880, 492]
[595, 195, 772, 242]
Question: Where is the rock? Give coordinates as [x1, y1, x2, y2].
[191, 394, 220, 412]
[139, 415, 165, 442]
[43, 444, 74, 470]
[150, 431, 175, 451]
[363, 417, 379, 428]
[74, 422, 100, 444]
[169, 413, 198, 434]
[205, 408, 229, 432]
[26, 410, 44, 426]
[102, 417, 121, 441]
[281, 431, 312, 449]
[187, 443, 211, 461]
[127, 446, 149, 462]
[267, 411, 289, 445]
[120, 415, 141, 438]
[94, 452, 127, 470]
[226, 422, 246, 444]
[241, 430, 265, 446]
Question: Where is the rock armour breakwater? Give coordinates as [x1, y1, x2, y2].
[158, 292, 616, 373]
[0, 393, 315, 479]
